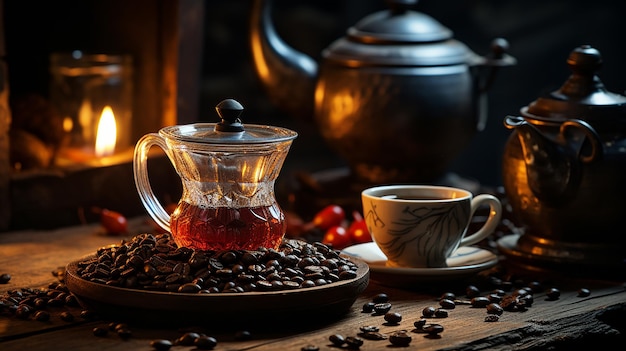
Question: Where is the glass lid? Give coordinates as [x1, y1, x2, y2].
[160, 99, 298, 144]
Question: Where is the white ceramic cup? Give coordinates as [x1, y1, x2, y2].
[361, 185, 502, 268]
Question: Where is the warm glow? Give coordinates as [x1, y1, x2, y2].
[95, 106, 117, 157]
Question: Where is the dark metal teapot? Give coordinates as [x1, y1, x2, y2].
[251, 0, 515, 184]
[501, 45, 626, 270]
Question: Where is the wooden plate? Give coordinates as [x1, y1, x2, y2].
[65, 254, 369, 328]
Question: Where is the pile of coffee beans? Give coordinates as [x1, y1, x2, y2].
[0, 281, 91, 323]
[75, 233, 360, 294]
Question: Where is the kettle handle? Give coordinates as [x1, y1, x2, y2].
[133, 133, 172, 233]
[560, 119, 602, 163]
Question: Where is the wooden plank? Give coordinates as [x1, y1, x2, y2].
[1, 224, 625, 350]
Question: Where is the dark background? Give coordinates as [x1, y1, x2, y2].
[199, 0, 626, 188]
[5, 0, 626, 188]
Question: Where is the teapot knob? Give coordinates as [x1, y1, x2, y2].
[567, 45, 602, 75]
[215, 99, 244, 132]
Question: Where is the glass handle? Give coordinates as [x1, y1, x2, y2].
[133, 133, 171, 233]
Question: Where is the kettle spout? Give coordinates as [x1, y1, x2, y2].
[250, 0, 317, 120]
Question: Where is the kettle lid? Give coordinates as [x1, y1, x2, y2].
[524, 45, 626, 123]
[323, 0, 481, 66]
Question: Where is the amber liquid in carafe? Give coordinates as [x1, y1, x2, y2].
[169, 202, 286, 251]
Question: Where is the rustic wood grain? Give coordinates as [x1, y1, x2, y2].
[1, 219, 625, 350]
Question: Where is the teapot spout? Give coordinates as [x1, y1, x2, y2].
[250, 0, 317, 120]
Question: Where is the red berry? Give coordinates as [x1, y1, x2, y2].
[313, 205, 346, 230]
[347, 211, 371, 244]
[99, 208, 128, 235]
[322, 225, 351, 250]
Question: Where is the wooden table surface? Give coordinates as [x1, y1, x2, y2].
[1, 217, 625, 351]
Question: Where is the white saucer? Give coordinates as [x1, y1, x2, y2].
[342, 242, 498, 285]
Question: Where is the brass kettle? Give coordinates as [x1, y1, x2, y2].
[251, 0, 515, 184]
[501, 45, 626, 270]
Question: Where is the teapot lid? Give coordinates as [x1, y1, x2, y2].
[161, 99, 298, 144]
[524, 45, 626, 123]
[323, 0, 482, 66]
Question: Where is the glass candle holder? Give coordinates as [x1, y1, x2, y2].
[50, 51, 133, 163]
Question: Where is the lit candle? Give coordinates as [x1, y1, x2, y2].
[95, 106, 117, 157]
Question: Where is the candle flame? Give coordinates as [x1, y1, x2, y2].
[95, 106, 117, 157]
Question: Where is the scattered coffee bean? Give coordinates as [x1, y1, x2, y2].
[345, 336, 364, 349]
[439, 298, 456, 309]
[486, 303, 504, 316]
[466, 285, 480, 298]
[546, 287, 561, 300]
[484, 315, 500, 322]
[301, 345, 319, 351]
[389, 330, 412, 346]
[117, 328, 132, 339]
[471, 296, 491, 308]
[150, 339, 172, 351]
[235, 330, 252, 341]
[359, 325, 379, 333]
[0, 273, 11, 284]
[384, 312, 402, 324]
[93, 327, 109, 337]
[577, 288, 591, 297]
[423, 323, 444, 335]
[440, 292, 456, 300]
[372, 293, 389, 303]
[362, 302, 375, 313]
[359, 331, 387, 340]
[194, 335, 218, 350]
[59, 311, 74, 322]
[373, 302, 392, 315]
[34, 310, 50, 322]
[528, 281, 542, 293]
[414, 318, 427, 329]
[177, 332, 200, 346]
[422, 306, 436, 317]
[488, 293, 503, 303]
[329, 334, 346, 346]
[434, 308, 448, 318]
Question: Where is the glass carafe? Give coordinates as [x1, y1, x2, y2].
[133, 99, 297, 251]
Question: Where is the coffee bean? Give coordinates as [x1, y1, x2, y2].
[546, 288, 561, 300]
[150, 339, 173, 350]
[345, 336, 364, 348]
[373, 302, 392, 315]
[34, 310, 50, 321]
[434, 308, 448, 318]
[466, 285, 480, 298]
[414, 318, 427, 328]
[359, 331, 387, 340]
[471, 296, 491, 308]
[0, 273, 11, 284]
[372, 293, 389, 303]
[301, 345, 319, 351]
[362, 302, 375, 313]
[577, 288, 591, 297]
[389, 330, 412, 346]
[423, 323, 444, 335]
[422, 306, 436, 317]
[439, 298, 456, 309]
[384, 312, 402, 324]
[486, 303, 504, 316]
[440, 292, 456, 300]
[93, 327, 109, 337]
[484, 315, 500, 322]
[194, 335, 217, 350]
[329, 334, 346, 346]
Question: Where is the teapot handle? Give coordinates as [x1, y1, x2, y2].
[133, 133, 171, 233]
[560, 119, 602, 163]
